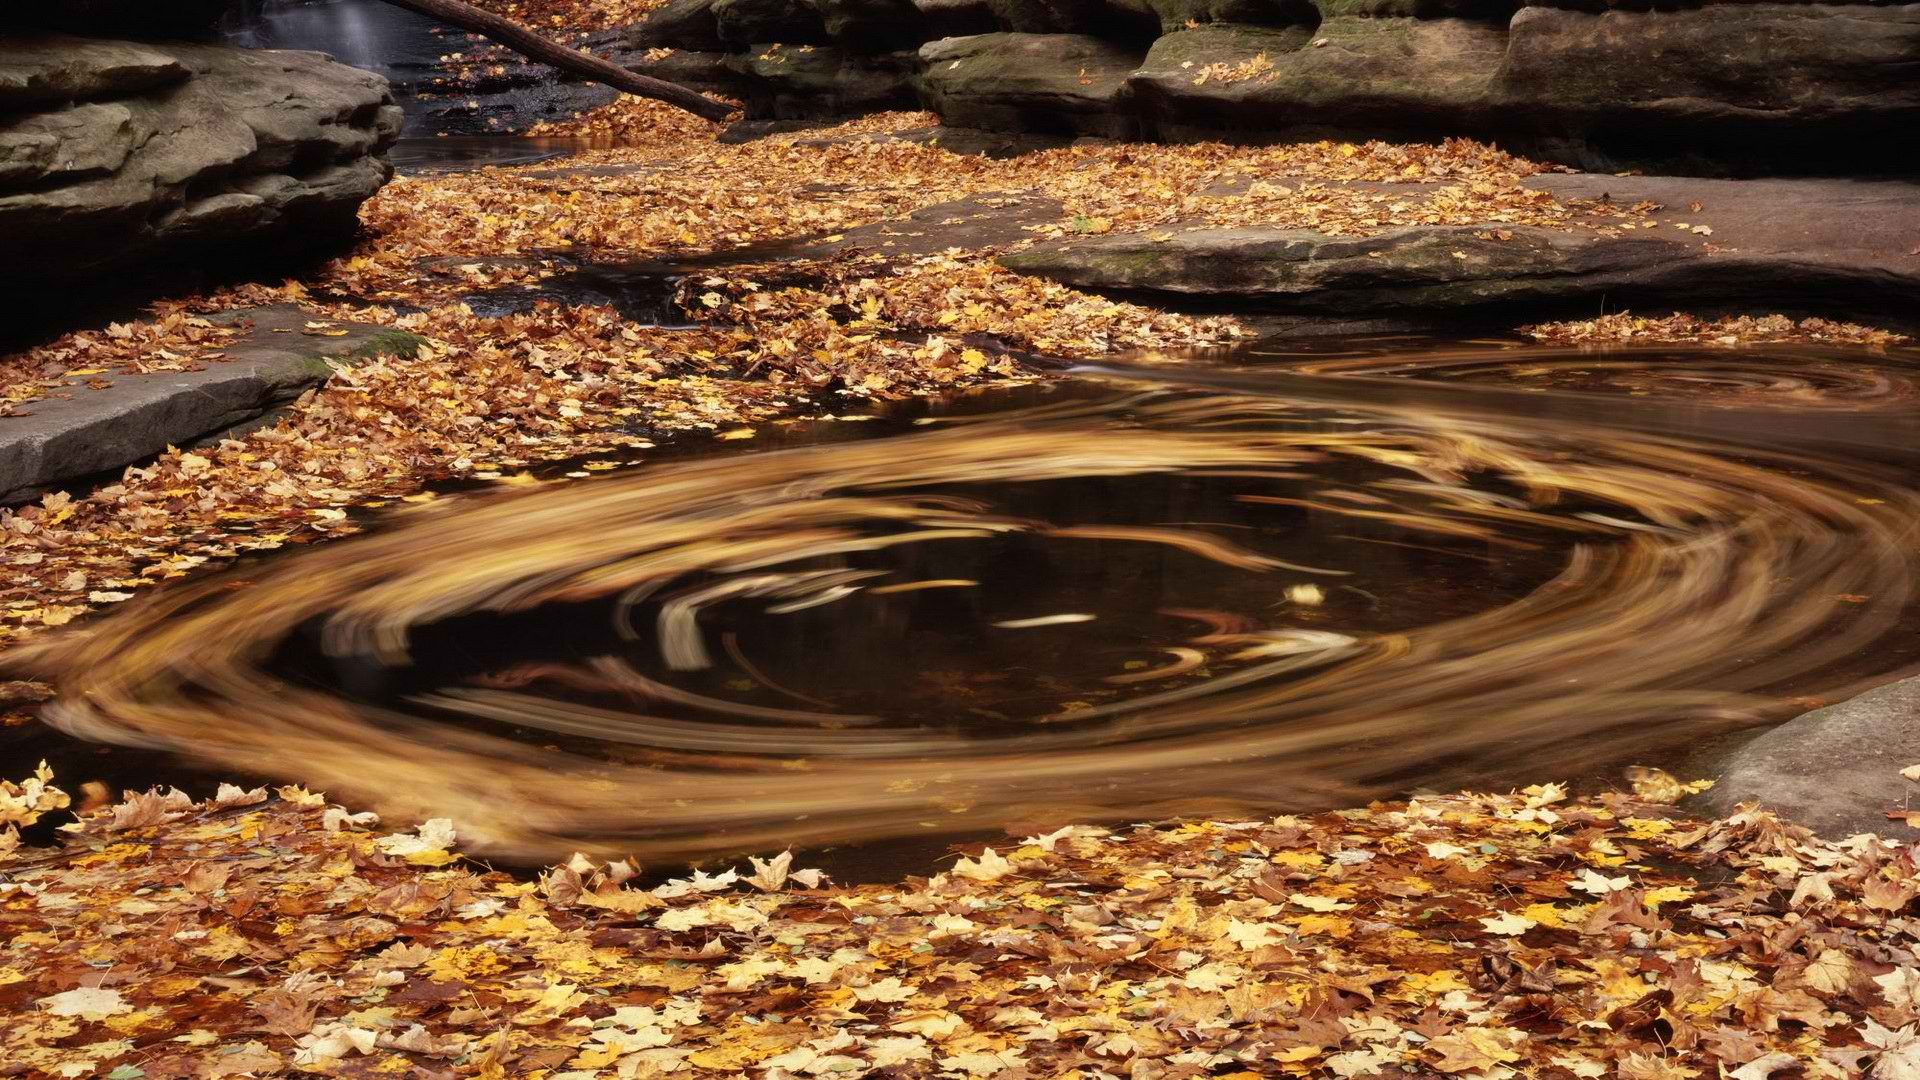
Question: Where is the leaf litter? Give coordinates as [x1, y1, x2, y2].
[7, 765, 1920, 1078]
[2, 96, 1917, 1077]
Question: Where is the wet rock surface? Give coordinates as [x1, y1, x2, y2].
[0, 307, 421, 506]
[0, 34, 401, 285]
[1694, 676, 1920, 840]
[1001, 175, 1920, 328]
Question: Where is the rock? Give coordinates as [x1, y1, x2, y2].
[713, 0, 833, 45]
[624, 48, 759, 98]
[914, 0, 1000, 37]
[1692, 677, 1920, 840]
[0, 34, 401, 284]
[916, 33, 1144, 136]
[859, 0, 1919, 174]
[0, 307, 422, 506]
[727, 45, 919, 117]
[0, 37, 189, 106]
[1004, 224, 1694, 311]
[813, 0, 930, 50]
[1001, 176, 1920, 326]
[625, 0, 728, 50]
[1127, 24, 1314, 134]
[1137, 17, 1506, 141]
[1495, 4, 1920, 173]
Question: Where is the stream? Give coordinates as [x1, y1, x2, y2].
[13, 336, 1920, 881]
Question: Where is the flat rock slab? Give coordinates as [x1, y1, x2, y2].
[0, 306, 419, 505]
[1001, 176, 1920, 329]
[1692, 676, 1920, 840]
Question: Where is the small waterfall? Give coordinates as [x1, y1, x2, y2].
[220, 0, 449, 87]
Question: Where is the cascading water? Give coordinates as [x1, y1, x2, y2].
[221, 0, 447, 87]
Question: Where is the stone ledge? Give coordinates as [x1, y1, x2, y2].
[1000, 176, 1920, 329]
[0, 307, 422, 505]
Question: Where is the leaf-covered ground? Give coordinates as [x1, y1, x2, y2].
[5, 107, 1916, 1078]
[7, 767, 1920, 1079]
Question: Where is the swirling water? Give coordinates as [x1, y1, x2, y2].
[13, 338, 1920, 877]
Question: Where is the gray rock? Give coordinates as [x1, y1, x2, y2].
[1494, 4, 1920, 173]
[866, 0, 1919, 174]
[813, 0, 930, 51]
[1003, 224, 1693, 312]
[623, 48, 758, 98]
[727, 44, 919, 117]
[1692, 677, 1920, 839]
[0, 35, 401, 284]
[713, 0, 833, 45]
[1133, 17, 1507, 141]
[916, 33, 1144, 136]
[0, 37, 189, 106]
[625, 0, 728, 50]
[0, 307, 423, 506]
[1000, 175, 1920, 325]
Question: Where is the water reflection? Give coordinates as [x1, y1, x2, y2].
[15, 344, 1920, 868]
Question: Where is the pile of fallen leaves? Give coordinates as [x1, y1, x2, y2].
[8, 766, 1920, 1078]
[1525, 313, 1913, 349]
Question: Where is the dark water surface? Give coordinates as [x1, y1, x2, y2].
[14, 336, 1920, 882]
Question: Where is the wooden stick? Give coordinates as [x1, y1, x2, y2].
[377, 0, 737, 121]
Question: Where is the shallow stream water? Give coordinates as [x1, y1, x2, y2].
[13, 337, 1920, 881]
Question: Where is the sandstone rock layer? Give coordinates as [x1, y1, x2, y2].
[628, 0, 1920, 173]
[0, 34, 402, 284]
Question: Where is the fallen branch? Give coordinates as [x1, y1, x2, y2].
[377, 0, 737, 122]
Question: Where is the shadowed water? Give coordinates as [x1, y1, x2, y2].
[13, 339, 1920, 875]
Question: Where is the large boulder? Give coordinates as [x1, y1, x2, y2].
[916, 33, 1144, 136]
[813, 0, 930, 50]
[1692, 676, 1920, 840]
[0, 34, 401, 284]
[625, 0, 729, 50]
[623, 47, 760, 98]
[713, 0, 834, 45]
[1494, 4, 1920, 173]
[726, 44, 919, 116]
[1133, 17, 1505, 140]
